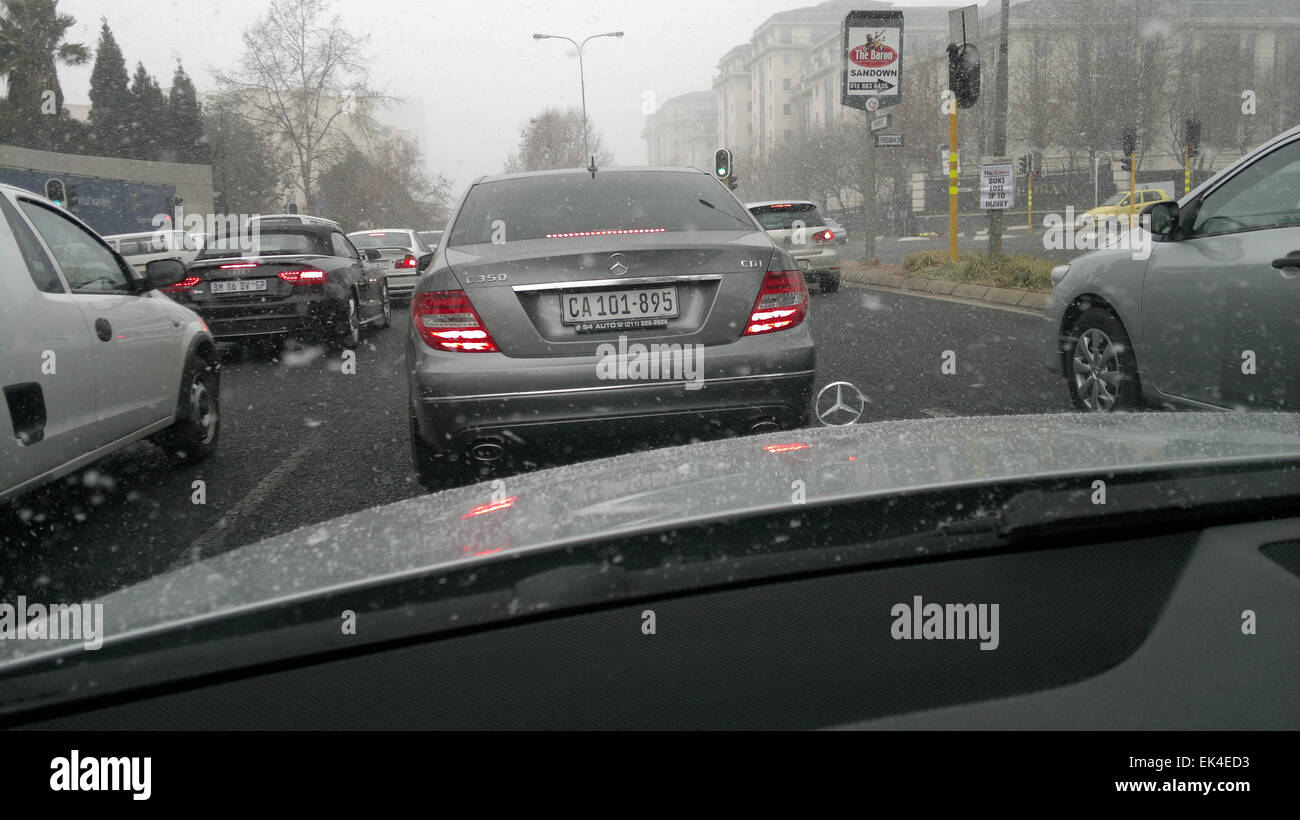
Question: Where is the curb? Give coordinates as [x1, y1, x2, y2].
[843, 267, 1049, 313]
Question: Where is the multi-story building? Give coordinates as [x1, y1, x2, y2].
[714, 44, 754, 158]
[642, 91, 718, 172]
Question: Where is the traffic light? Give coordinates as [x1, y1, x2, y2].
[947, 43, 981, 109]
[65, 183, 79, 211]
[1119, 154, 1132, 172]
[1121, 127, 1137, 157]
[714, 148, 733, 182]
[1185, 119, 1201, 158]
[286, 202, 299, 214]
[44, 179, 66, 206]
[171, 195, 183, 209]
[1031, 152, 1043, 178]
[1017, 154, 1028, 176]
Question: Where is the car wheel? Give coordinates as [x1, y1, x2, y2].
[822, 273, 841, 293]
[155, 354, 220, 464]
[340, 293, 361, 349]
[375, 283, 392, 329]
[1067, 307, 1142, 412]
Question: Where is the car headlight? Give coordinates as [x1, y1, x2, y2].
[1050, 264, 1070, 285]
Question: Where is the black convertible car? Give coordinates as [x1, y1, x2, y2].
[172, 214, 428, 347]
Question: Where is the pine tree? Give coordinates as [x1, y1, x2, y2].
[87, 19, 131, 157]
[127, 61, 165, 160]
[167, 62, 206, 164]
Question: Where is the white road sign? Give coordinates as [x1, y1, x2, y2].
[870, 114, 891, 132]
[980, 159, 1014, 210]
[843, 10, 904, 108]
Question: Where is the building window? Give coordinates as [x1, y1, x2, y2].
[784, 129, 791, 142]
[783, 103, 791, 116]
[783, 78, 791, 90]
[747, 101, 752, 112]
[780, 28, 791, 45]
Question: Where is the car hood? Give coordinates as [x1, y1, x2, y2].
[2, 412, 1297, 665]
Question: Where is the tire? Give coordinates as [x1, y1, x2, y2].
[1066, 307, 1142, 412]
[339, 293, 361, 350]
[155, 353, 220, 464]
[822, 273, 841, 293]
[374, 283, 392, 329]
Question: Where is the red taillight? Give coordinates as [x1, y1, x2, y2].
[277, 269, 328, 284]
[219, 262, 257, 269]
[814, 229, 835, 242]
[743, 269, 808, 336]
[395, 254, 418, 269]
[163, 276, 201, 293]
[412, 290, 500, 352]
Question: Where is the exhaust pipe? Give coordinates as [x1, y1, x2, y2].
[468, 439, 505, 463]
[749, 419, 780, 434]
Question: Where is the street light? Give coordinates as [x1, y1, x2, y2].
[533, 31, 624, 162]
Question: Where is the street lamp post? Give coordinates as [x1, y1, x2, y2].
[533, 31, 623, 161]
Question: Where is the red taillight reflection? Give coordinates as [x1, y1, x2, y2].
[219, 262, 257, 269]
[412, 290, 500, 352]
[764, 442, 809, 454]
[743, 270, 808, 336]
[163, 276, 201, 293]
[461, 496, 517, 519]
[277, 269, 328, 284]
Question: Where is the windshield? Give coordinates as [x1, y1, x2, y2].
[750, 203, 825, 230]
[195, 229, 327, 258]
[1, 0, 1298, 730]
[348, 231, 413, 249]
[447, 171, 755, 245]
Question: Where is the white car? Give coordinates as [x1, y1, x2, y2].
[745, 200, 842, 293]
[104, 229, 203, 273]
[0, 184, 220, 505]
[346, 228, 433, 298]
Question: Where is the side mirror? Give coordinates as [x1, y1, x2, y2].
[1142, 201, 1178, 240]
[145, 257, 187, 290]
[417, 252, 434, 272]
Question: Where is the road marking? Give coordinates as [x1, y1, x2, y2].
[171, 438, 321, 570]
[844, 280, 1042, 317]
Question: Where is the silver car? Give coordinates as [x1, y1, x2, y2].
[0, 184, 220, 504]
[1045, 124, 1300, 411]
[407, 167, 815, 487]
[346, 228, 433, 299]
[746, 200, 842, 292]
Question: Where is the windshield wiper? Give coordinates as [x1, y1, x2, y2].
[698, 198, 756, 230]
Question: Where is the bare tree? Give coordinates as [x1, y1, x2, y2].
[504, 107, 613, 172]
[215, 0, 386, 211]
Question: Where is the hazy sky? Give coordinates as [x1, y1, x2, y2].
[52, 0, 946, 195]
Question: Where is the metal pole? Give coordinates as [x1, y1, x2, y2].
[864, 111, 876, 262]
[948, 108, 958, 262]
[577, 40, 589, 159]
[987, 0, 1010, 259]
[1093, 155, 1099, 208]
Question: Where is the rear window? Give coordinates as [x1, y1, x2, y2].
[749, 204, 825, 231]
[447, 171, 755, 246]
[196, 229, 327, 258]
[349, 231, 413, 250]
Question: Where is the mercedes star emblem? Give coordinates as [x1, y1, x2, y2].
[814, 381, 866, 426]
[608, 253, 630, 276]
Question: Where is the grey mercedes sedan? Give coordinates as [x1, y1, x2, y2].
[406, 167, 816, 488]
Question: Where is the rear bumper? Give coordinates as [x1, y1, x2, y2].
[191, 294, 346, 340]
[385, 272, 420, 297]
[408, 325, 816, 457]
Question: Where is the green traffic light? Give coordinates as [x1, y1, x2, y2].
[717, 167, 726, 176]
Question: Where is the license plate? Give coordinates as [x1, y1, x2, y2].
[561, 287, 679, 325]
[211, 279, 268, 294]
[797, 259, 811, 271]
